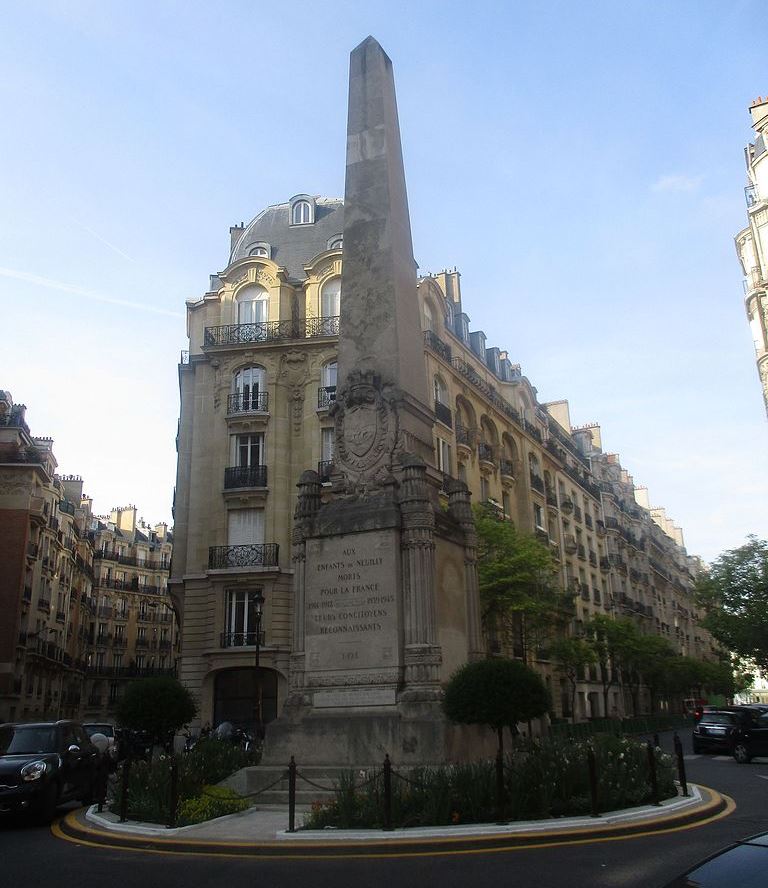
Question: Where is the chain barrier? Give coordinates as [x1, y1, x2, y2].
[199, 770, 288, 801]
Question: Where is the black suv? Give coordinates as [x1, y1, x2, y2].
[0, 720, 101, 822]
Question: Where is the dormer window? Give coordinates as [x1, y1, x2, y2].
[292, 200, 312, 225]
[249, 243, 270, 259]
[328, 236, 343, 250]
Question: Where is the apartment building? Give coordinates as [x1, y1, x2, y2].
[735, 95, 768, 417]
[0, 390, 177, 724]
[171, 197, 716, 730]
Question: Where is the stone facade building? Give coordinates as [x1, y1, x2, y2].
[0, 390, 177, 724]
[171, 200, 718, 732]
[735, 95, 768, 417]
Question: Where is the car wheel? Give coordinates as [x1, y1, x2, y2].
[733, 743, 752, 764]
[33, 783, 59, 825]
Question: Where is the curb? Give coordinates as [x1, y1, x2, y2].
[52, 784, 734, 859]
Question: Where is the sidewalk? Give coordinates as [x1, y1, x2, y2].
[52, 783, 734, 858]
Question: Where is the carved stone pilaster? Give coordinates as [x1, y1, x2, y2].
[279, 351, 308, 434]
[446, 478, 484, 661]
[289, 471, 321, 692]
[399, 456, 442, 694]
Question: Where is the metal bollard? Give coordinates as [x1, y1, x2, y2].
[587, 745, 600, 818]
[674, 732, 689, 797]
[288, 756, 296, 833]
[495, 750, 506, 824]
[167, 756, 179, 828]
[646, 740, 660, 806]
[119, 756, 131, 823]
[383, 754, 393, 831]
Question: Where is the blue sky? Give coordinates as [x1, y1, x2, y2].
[1, 0, 766, 561]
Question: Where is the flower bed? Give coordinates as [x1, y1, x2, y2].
[303, 735, 676, 829]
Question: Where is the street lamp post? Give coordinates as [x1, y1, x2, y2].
[253, 591, 265, 741]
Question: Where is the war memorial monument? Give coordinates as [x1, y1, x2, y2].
[261, 37, 489, 766]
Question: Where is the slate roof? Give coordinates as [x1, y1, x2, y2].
[229, 198, 344, 281]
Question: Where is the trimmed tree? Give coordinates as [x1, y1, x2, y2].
[116, 677, 197, 747]
[443, 657, 550, 755]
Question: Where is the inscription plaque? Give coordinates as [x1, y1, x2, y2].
[305, 531, 400, 674]
[313, 688, 397, 708]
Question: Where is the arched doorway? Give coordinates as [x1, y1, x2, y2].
[213, 667, 279, 735]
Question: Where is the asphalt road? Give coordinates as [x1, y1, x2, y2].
[2, 731, 767, 888]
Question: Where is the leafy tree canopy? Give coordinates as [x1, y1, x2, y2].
[116, 677, 197, 743]
[697, 536, 768, 671]
[474, 507, 572, 656]
[443, 657, 550, 751]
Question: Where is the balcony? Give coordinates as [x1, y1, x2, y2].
[596, 520, 606, 537]
[564, 535, 578, 554]
[224, 465, 268, 490]
[585, 513, 593, 529]
[135, 638, 149, 650]
[37, 597, 51, 613]
[478, 442, 495, 465]
[588, 551, 598, 567]
[220, 630, 266, 648]
[424, 329, 452, 362]
[318, 460, 335, 483]
[529, 473, 545, 494]
[499, 459, 515, 479]
[204, 316, 340, 347]
[560, 497, 574, 514]
[112, 636, 127, 649]
[317, 387, 337, 409]
[600, 557, 611, 572]
[545, 487, 558, 508]
[227, 392, 269, 415]
[55, 609, 66, 623]
[577, 544, 586, 560]
[208, 543, 279, 570]
[455, 424, 474, 448]
[22, 585, 32, 602]
[573, 505, 583, 523]
[434, 400, 453, 428]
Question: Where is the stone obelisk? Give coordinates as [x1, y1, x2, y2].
[332, 36, 435, 490]
[262, 38, 487, 768]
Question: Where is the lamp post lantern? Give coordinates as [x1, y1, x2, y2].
[253, 591, 265, 740]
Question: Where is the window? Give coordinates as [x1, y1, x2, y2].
[433, 375, 448, 406]
[292, 200, 312, 224]
[436, 437, 452, 475]
[424, 301, 435, 332]
[113, 653, 123, 669]
[234, 433, 264, 467]
[328, 237, 343, 250]
[480, 475, 489, 502]
[235, 285, 269, 325]
[321, 277, 341, 318]
[321, 427, 335, 463]
[534, 503, 545, 530]
[114, 625, 124, 640]
[445, 299, 454, 328]
[232, 365, 266, 412]
[322, 360, 338, 390]
[502, 491, 511, 518]
[225, 588, 264, 646]
[135, 655, 145, 670]
[137, 626, 147, 641]
[227, 509, 265, 546]
[248, 245, 269, 258]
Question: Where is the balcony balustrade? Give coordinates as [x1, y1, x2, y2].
[220, 630, 266, 648]
[561, 497, 574, 514]
[227, 392, 269, 414]
[204, 316, 340, 346]
[588, 551, 598, 567]
[423, 329, 452, 362]
[455, 424, 474, 447]
[499, 458, 515, 478]
[585, 513, 593, 529]
[318, 460, 335, 483]
[478, 442, 495, 464]
[529, 473, 545, 494]
[208, 543, 279, 570]
[317, 387, 337, 409]
[573, 505, 583, 522]
[577, 544, 586, 560]
[224, 465, 268, 489]
[545, 487, 558, 507]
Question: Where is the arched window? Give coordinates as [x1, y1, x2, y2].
[235, 285, 268, 326]
[328, 237, 343, 250]
[232, 366, 267, 413]
[249, 246, 269, 258]
[445, 299, 454, 328]
[292, 200, 312, 225]
[433, 375, 448, 405]
[320, 277, 341, 318]
[424, 301, 435, 332]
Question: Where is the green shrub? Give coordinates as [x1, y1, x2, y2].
[302, 735, 677, 830]
[177, 785, 249, 826]
[110, 738, 260, 824]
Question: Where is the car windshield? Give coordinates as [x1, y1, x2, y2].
[0, 725, 57, 755]
[84, 725, 114, 738]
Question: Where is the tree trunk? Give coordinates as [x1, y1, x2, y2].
[497, 726, 504, 758]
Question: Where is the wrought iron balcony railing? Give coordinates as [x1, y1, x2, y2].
[499, 458, 515, 478]
[317, 386, 337, 409]
[423, 329, 452, 362]
[220, 630, 266, 648]
[224, 465, 268, 489]
[227, 392, 269, 414]
[204, 316, 340, 347]
[455, 424, 474, 447]
[529, 473, 545, 494]
[478, 442, 495, 463]
[208, 543, 279, 570]
[318, 460, 335, 482]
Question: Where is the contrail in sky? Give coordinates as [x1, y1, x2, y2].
[68, 217, 136, 262]
[0, 266, 184, 318]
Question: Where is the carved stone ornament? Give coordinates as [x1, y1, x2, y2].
[255, 269, 275, 286]
[331, 370, 399, 490]
[279, 351, 309, 433]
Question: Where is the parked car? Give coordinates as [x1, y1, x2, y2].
[731, 709, 768, 763]
[662, 831, 768, 886]
[0, 720, 101, 822]
[82, 723, 119, 765]
[692, 707, 762, 756]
